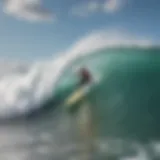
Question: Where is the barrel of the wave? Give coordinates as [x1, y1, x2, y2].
[86, 49, 160, 142]
[64, 48, 160, 142]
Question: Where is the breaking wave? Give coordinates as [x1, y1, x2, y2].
[0, 30, 154, 119]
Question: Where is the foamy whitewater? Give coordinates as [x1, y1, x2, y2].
[0, 30, 153, 119]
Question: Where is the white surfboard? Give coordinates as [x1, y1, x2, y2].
[64, 84, 91, 110]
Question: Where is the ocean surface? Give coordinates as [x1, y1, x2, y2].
[0, 47, 160, 160]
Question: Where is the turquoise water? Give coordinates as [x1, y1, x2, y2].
[55, 47, 160, 142]
[54, 47, 160, 159]
[1, 47, 160, 160]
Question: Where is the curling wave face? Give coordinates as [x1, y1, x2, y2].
[0, 30, 155, 120]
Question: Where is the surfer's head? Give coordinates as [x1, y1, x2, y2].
[78, 67, 92, 85]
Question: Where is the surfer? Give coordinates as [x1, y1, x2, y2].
[66, 67, 95, 159]
[78, 67, 92, 86]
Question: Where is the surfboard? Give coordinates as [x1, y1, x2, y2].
[64, 85, 91, 110]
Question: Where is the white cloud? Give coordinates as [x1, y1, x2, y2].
[71, 0, 126, 17]
[71, 1, 100, 17]
[3, 0, 54, 22]
[104, 0, 124, 13]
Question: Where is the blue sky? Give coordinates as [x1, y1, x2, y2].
[0, 0, 159, 60]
